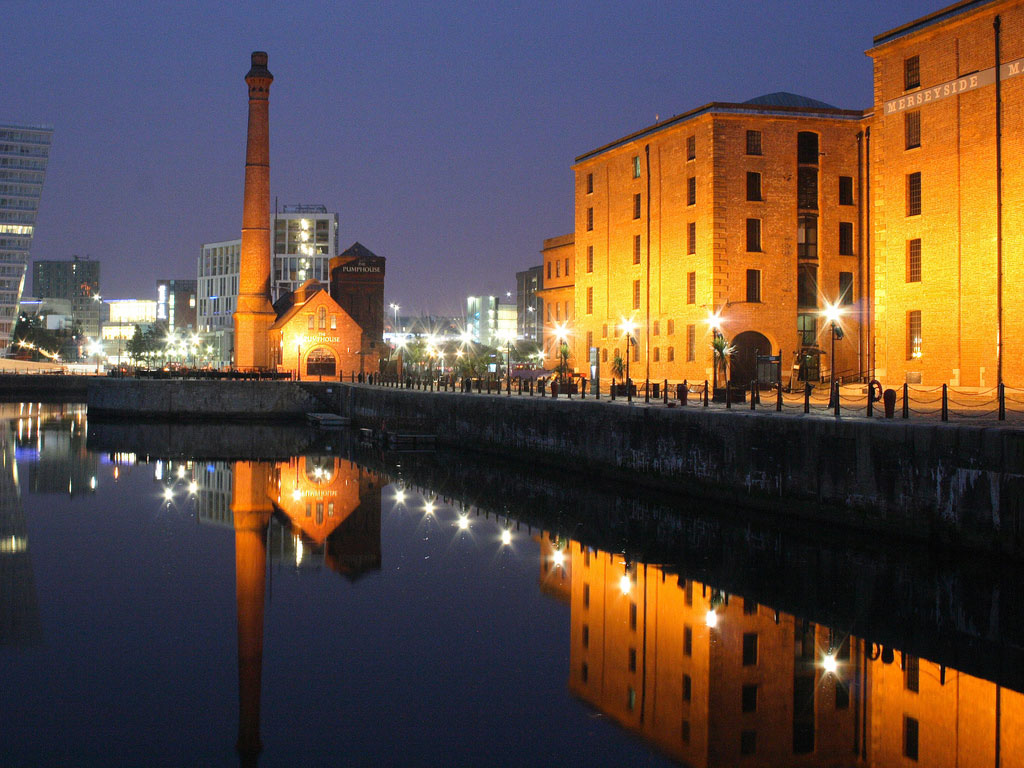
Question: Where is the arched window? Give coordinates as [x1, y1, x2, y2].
[318, 307, 327, 329]
[306, 347, 336, 377]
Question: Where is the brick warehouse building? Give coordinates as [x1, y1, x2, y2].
[569, 97, 866, 389]
[868, 0, 1024, 387]
[554, 0, 1024, 390]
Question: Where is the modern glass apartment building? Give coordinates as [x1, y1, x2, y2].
[0, 124, 52, 352]
[272, 204, 339, 302]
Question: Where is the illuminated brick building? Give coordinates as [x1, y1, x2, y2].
[536, 233, 575, 366]
[867, 0, 1024, 387]
[269, 281, 366, 380]
[571, 97, 866, 388]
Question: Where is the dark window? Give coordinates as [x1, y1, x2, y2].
[633, 234, 641, 264]
[798, 215, 818, 260]
[742, 684, 758, 712]
[633, 193, 641, 219]
[586, 172, 593, 194]
[839, 222, 854, 255]
[667, 346, 674, 361]
[798, 131, 819, 164]
[587, 245, 594, 273]
[746, 269, 761, 302]
[907, 239, 921, 282]
[681, 720, 690, 743]
[632, 155, 641, 178]
[565, 257, 570, 276]
[633, 279, 641, 310]
[798, 264, 818, 308]
[798, 167, 818, 209]
[907, 310, 922, 360]
[653, 347, 660, 362]
[746, 130, 762, 155]
[836, 684, 850, 710]
[653, 320, 659, 336]
[798, 314, 816, 347]
[586, 330, 592, 350]
[628, 687, 636, 711]
[687, 272, 696, 304]
[687, 325, 695, 361]
[582, 624, 589, 647]
[683, 579, 692, 605]
[905, 110, 921, 149]
[683, 674, 692, 701]
[905, 654, 920, 692]
[586, 207, 594, 231]
[581, 662, 588, 682]
[687, 222, 696, 255]
[683, 625, 692, 656]
[687, 176, 696, 206]
[743, 598, 757, 615]
[586, 287, 593, 314]
[839, 176, 854, 205]
[905, 55, 920, 90]
[746, 219, 761, 252]
[746, 171, 762, 201]
[583, 583, 590, 607]
[794, 675, 816, 754]
[686, 135, 695, 160]
[629, 647, 637, 671]
[907, 172, 921, 216]
[839, 272, 854, 305]
[742, 633, 758, 666]
[629, 601, 637, 630]
[547, 262, 551, 279]
[904, 716, 919, 761]
[740, 730, 756, 756]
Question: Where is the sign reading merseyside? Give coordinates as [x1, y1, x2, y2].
[884, 58, 1024, 115]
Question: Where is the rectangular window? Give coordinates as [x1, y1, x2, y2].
[907, 310, 922, 360]
[742, 684, 758, 713]
[687, 176, 696, 206]
[904, 716, 919, 761]
[743, 599, 757, 615]
[839, 222, 854, 255]
[687, 325, 695, 361]
[798, 264, 818, 308]
[586, 245, 594, 273]
[798, 131, 819, 164]
[907, 172, 921, 216]
[653, 347, 660, 362]
[667, 319, 674, 335]
[907, 238, 922, 282]
[555, 260, 560, 278]
[836, 684, 850, 710]
[583, 583, 590, 607]
[683, 625, 692, 656]
[633, 234, 641, 264]
[586, 172, 593, 194]
[798, 215, 818, 260]
[798, 314, 816, 347]
[547, 262, 552, 279]
[581, 662, 588, 682]
[582, 624, 589, 647]
[633, 279, 641, 310]
[633, 193, 641, 219]
[681, 720, 690, 744]
[687, 272, 696, 304]
[839, 176, 854, 205]
[586, 207, 594, 231]
[602, 324, 607, 338]
[629, 647, 637, 672]
[746, 171, 762, 201]
[905, 110, 921, 149]
[586, 287, 593, 314]
[839, 272, 854, 305]
[683, 674, 692, 702]
[586, 330, 593, 351]
[742, 633, 758, 665]
[687, 222, 696, 255]
[746, 218, 761, 252]
[746, 130, 762, 155]
[632, 342, 639, 362]
[627, 687, 636, 711]
[798, 167, 818, 209]
[653, 321, 659, 336]
[905, 654, 920, 693]
[741, 731, 757, 756]
[565, 257, 570, 276]
[667, 346, 674, 361]
[905, 55, 921, 90]
[746, 269, 761, 303]
[602, 348, 608, 362]
[686, 135, 696, 161]
[632, 155, 641, 178]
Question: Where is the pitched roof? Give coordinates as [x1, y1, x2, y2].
[338, 242, 381, 261]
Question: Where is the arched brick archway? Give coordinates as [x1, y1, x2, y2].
[306, 347, 337, 378]
[730, 331, 773, 386]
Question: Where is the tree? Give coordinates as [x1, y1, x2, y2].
[611, 351, 625, 379]
[711, 335, 736, 387]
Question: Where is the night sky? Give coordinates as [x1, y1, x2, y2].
[5, 0, 940, 315]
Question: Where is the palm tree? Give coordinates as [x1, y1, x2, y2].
[711, 335, 736, 392]
[611, 351, 625, 379]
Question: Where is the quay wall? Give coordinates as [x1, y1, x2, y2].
[339, 385, 1024, 554]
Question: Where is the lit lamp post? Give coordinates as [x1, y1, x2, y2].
[552, 323, 570, 393]
[500, 330, 517, 395]
[87, 338, 103, 375]
[707, 310, 724, 398]
[619, 318, 638, 403]
[390, 303, 400, 332]
[821, 302, 845, 406]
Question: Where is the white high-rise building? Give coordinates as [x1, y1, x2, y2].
[0, 123, 52, 352]
[272, 205, 338, 301]
[197, 238, 240, 367]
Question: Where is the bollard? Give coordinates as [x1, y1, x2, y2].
[884, 388, 896, 418]
[804, 383, 811, 413]
[644, 379, 649, 404]
[750, 380, 756, 411]
[663, 379, 669, 406]
[610, 378, 616, 401]
[776, 382, 782, 412]
[902, 383, 909, 418]
[703, 380, 709, 407]
[726, 384, 732, 409]
[581, 378, 586, 399]
[999, 383, 1006, 421]
[941, 383, 948, 421]
[833, 380, 840, 417]
[679, 381, 687, 406]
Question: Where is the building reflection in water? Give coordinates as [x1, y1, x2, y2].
[540, 535, 1024, 767]
[213, 456, 383, 765]
[0, 412, 41, 646]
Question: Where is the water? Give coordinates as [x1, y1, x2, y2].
[1, 404, 1022, 767]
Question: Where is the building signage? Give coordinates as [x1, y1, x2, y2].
[297, 334, 341, 345]
[338, 256, 385, 275]
[884, 57, 1024, 115]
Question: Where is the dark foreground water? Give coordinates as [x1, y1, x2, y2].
[2, 404, 1022, 767]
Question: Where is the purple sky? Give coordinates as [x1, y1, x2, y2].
[5, 0, 940, 316]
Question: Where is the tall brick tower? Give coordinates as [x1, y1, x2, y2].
[234, 51, 275, 370]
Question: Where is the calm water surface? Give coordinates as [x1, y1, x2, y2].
[1, 404, 1021, 767]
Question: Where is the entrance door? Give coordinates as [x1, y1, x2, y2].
[306, 347, 337, 378]
[729, 331, 771, 387]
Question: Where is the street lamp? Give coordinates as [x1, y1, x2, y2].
[500, 330, 517, 394]
[619, 318, 638, 403]
[552, 323, 570, 390]
[86, 338, 104, 375]
[821, 302, 845, 406]
[707, 310, 725, 397]
[390, 303, 400, 331]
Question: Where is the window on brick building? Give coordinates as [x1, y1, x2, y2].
[683, 674, 692, 701]
[905, 110, 921, 149]
[746, 269, 761, 302]
[839, 272, 854, 305]
[687, 325, 695, 361]
[632, 155, 641, 178]
[667, 319, 675, 335]
[904, 55, 920, 90]
[633, 279, 641, 310]
[687, 272, 696, 304]
[798, 314, 816, 346]
[547, 262, 552, 279]
[905, 654, 920, 693]
[904, 716, 919, 761]
[688, 222, 696, 255]
[586, 330, 593, 351]
[907, 238, 922, 282]
[653, 320, 659, 336]
[602, 323, 607, 338]
[632, 342, 639, 362]
[798, 167, 818, 209]
[746, 171, 762, 201]
[653, 347, 660, 362]
[587, 245, 593, 273]
[633, 193, 641, 219]
[555, 260, 560, 278]
[797, 131, 819, 164]
[746, 218, 762, 252]
[798, 215, 818, 260]
[633, 234, 641, 264]
[746, 130, 762, 155]
[839, 222, 854, 255]
[839, 176, 854, 205]
[667, 346, 674, 361]
[798, 264, 818, 308]
[586, 172, 593, 194]
[602, 348, 608, 362]
[742, 684, 758, 713]
[687, 176, 696, 206]
[586, 287, 593, 314]
[586, 207, 593, 231]
[686, 135, 695, 161]
[907, 172, 921, 216]
[907, 310, 922, 360]
[564, 300, 570, 318]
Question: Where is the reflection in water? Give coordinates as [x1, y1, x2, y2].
[0, 412, 41, 646]
[542, 535, 1024, 767]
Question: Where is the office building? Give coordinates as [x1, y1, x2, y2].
[197, 238, 240, 367]
[156, 279, 197, 333]
[272, 205, 339, 302]
[516, 265, 543, 344]
[536, 234, 575, 366]
[31, 256, 101, 339]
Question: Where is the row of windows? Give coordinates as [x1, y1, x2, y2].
[547, 257, 571, 279]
